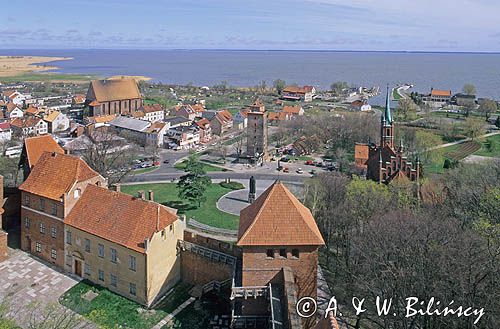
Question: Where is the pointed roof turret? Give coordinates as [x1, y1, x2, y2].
[384, 84, 392, 125]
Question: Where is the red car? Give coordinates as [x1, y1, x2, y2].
[305, 160, 314, 165]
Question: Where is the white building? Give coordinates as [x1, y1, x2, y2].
[10, 117, 48, 136]
[43, 110, 70, 133]
[0, 122, 12, 142]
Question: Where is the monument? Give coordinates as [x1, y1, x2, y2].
[248, 176, 256, 203]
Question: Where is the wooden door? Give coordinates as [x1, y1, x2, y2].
[74, 259, 82, 277]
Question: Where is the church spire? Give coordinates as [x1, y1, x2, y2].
[385, 84, 392, 125]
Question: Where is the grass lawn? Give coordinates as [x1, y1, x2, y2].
[425, 143, 463, 174]
[392, 87, 402, 101]
[121, 183, 240, 230]
[59, 280, 193, 329]
[174, 160, 227, 172]
[474, 134, 500, 158]
[0, 72, 96, 83]
[132, 166, 159, 175]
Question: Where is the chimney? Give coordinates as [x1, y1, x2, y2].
[111, 184, 121, 192]
[137, 190, 145, 200]
[148, 190, 154, 201]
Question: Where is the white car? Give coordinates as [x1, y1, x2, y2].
[296, 168, 304, 174]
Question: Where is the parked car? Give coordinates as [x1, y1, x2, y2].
[280, 157, 290, 162]
[305, 160, 314, 165]
[296, 168, 304, 174]
[163, 159, 170, 164]
[283, 167, 289, 173]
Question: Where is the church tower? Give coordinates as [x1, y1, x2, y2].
[380, 85, 394, 149]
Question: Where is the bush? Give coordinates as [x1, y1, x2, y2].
[219, 181, 244, 190]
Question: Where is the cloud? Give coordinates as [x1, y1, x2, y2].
[7, 16, 15, 22]
[0, 28, 30, 36]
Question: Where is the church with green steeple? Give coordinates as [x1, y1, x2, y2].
[354, 85, 421, 184]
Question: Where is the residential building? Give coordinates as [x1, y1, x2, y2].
[10, 117, 48, 137]
[425, 88, 452, 104]
[133, 104, 165, 122]
[203, 109, 233, 136]
[282, 105, 304, 116]
[144, 121, 169, 147]
[19, 135, 65, 180]
[267, 111, 289, 125]
[0, 122, 12, 142]
[282, 85, 316, 102]
[166, 125, 200, 149]
[453, 93, 476, 107]
[164, 116, 192, 129]
[246, 100, 268, 162]
[233, 109, 249, 129]
[85, 78, 143, 117]
[43, 110, 70, 133]
[2, 90, 30, 106]
[24, 106, 45, 117]
[85, 114, 117, 128]
[18, 152, 106, 268]
[5, 102, 23, 119]
[109, 116, 150, 144]
[195, 118, 212, 143]
[355, 86, 421, 184]
[233, 180, 325, 329]
[350, 100, 372, 111]
[64, 185, 184, 306]
[174, 104, 204, 121]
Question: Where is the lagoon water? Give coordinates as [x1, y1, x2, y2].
[2, 49, 500, 105]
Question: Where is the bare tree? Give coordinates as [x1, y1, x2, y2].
[232, 132, 246, 160]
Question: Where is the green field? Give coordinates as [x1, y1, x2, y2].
[174, 160, 228, 172]
[392, 87, 402, 101]
[132, 166, 159, 175]
[59, 280, 192, 329]
[121, 183, 240, 229]
[0, 72, 96, 83]
[475, 134, 500, 158]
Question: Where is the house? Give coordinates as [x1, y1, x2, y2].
[204, 109, 233, 136]
[282, 105, 304, 116]
[3, 90, 30, 106]
[135, 104, 164, 122]
[195, 118, 212, 143]
[350, 100, 372, 112]
[85, 114, 117, 128]
[453, 93, 476, 107]
[0, 122, 11, 142]
[64, 185, 184, 306]
[282, 85, 316, 102]
[5, 102, 23, 119]
[234, 181, 325, 328]
[164, 116, 192, 128]
[166, 125, 200, 150]
[233, 109, 249, 129]
[63, 130, 126, 156]
[24, 105, 45, 117]
[72, 94, 86, 106]
[19, 152, 107, 268]
[10, 117, 48, 137]
[174, 104, 203, 121]
[43, 111, 70, 133]
[144, 121, 169, 147]
[85, 78, 143, 117]
[268, 111, 289, 125]
[19, 135, 65, 180]
[425, 88, 452, 104]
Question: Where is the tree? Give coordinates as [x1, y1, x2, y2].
[233, 133, 246, 160]
[273, 79, 286, 95]
[177, 154, 211, 207]
[478, 98, 498, 120]
[463, 117, 485, 140]
[258, 80, 267, 94]
[330, 81, 348, 96]
[397, 97, 417, 121]
[463, 83, 477, 96]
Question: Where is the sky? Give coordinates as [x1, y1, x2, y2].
[2, 0, 500, 52]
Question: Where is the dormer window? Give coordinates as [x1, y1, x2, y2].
[74, 189, 81, 199]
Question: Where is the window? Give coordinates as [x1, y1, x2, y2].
[84, 263, 90, 275]
[39, 198, 45, 211]
[85, 239, 91, 253]
[51, 249, 57, 259]
[51, 203, 57, 216]
[24, 217, 30, 229]
[98, 244, 104, 258]
[110, 248, 117, 263]
[129, 255, 136, 272]
[292, 249, 300, 259]
[110, 274, 117, 287]
[129, 283, 136, 296]
[73, 189, 81, 199]
[35, 242, 42, 253]
[66, 231, 72, 245]
[39, 222, 45, 234]
[266, 249, 274, 259]
[279, 249, 287, 258]
[98, 270, 104, 281]
[51, 227, 57, 238]
[24, 194, 30, 206]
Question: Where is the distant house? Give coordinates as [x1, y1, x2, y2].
[233, 109, 249, 129]
[0, 122, 11, 142]
[43, 110, 70, 133]
[137, 104, 165, 122]
[453, 93, 476, 107]
[425, 89, 452, 104]
[268, 111, 289, 125]
[144, 121, 169, 147]
[282, 105, 304, 116]
[282, 85, 316, 102]
[10, 117, 48, 137]
[195, 118, 212, 143]
[350, 100, 372, 112]
[24, 105, 45, 118]
[85, 114, 117, 128]
[203, 109, 233, 136]
[3, 90, 31, 106]
[5, 102, 23, 119]
[19, 135, 65, 180]
[174, 104, 204, 121]
[85, 78, 143, 117]
[109, 116, 150, 144]
[164, 116, 192, 128]
[166, 125, 200, 149]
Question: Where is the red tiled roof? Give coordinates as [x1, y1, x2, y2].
[431, 89, 451, 97]
[65, 185, 178, 253]
[6, 102, 18, 113]
[141, 104, 163, 113]
[10, 117, 42, 129]
[283, 86, 309, 94]
[282, 105, 302, 114]
[237, 181, 325, 246]
[23, 135, 64, 169]
[195, 118, 210, 129]
[88, 79, 141, 102]
[19, 152, 101, 201]
[0, 122, 10, 130]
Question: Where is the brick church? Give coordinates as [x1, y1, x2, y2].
[355, 86, 421, 184]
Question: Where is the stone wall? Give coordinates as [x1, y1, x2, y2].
[180, 251, 233, 286]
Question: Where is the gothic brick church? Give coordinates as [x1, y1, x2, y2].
[355, 86, 421, 184]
